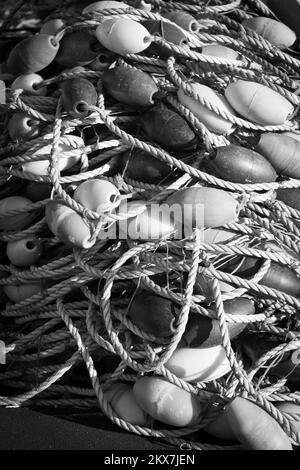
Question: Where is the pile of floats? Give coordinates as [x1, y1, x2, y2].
[1, 0, 300, 450]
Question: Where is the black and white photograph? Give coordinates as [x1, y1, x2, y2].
[0, 0, 299, 457]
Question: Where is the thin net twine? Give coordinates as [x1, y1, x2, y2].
[1, 0, 300, 449]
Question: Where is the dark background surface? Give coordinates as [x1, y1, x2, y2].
[0, 407, 175, 450]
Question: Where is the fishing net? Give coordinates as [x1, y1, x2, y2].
[0, 0, 300, 450]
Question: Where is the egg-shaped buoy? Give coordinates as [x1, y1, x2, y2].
[22, 136, 84, 176]
[257, 133, 300, 179]
[40, 18, 65, 35]
[130, 0, 151, 11]
[203, 144, 277, 183]
[178, 83, 236, 135]
[82, 1, 129, 15]
[180, 227, 239, 252]
[226, 397, 292, 450]
[6, 34, 59, 75]
[6, 237, 43, 267]
[275, 403, 300, 434]
[283, 131, 300, 143]
[270, 348, 300, 381]
[141, 19, 188, 56]
[104, 383, 150, 426]
[95, 18, 151, 55]
[8, 113, 39, 140]
[0, 196, 35, 231]
[202, 44, 240, 60]
[127, 291, 178, 338]
[189, 45, 240, 74]
[0, 68, 12, 82]
[242, 17, 296, 49]
[205, 397, 292, 449]
[96, 218, 119, 240]
[11, 73, 47, 96]
[140, 103, 198, 152]
[203, 228, 240, 245]
[4, 283, 42, 303]
[243, 333, 284, 365]
[166, 187, 240, 229]
[224, 254, 300, 295]
[102, 65, 158, 107]
[162, 11, 199, 33]
[97, 218, 119, 240]
[177, 228, 240, 250]
[181, 312, 212, 348]
[276, 188, 300, 211]
[181, 298, 255, 348]
[194, 273, 235, 302]
[225, 81, 294, 125]
[88, 51, 116, 71]
[133, 377, 202, 427]
[120, 148, 171, 183]
[118, 200, 175, 241]
[45, 200, 94, 249]
[142, 20, 187, 44]
[25, 182, 52, 202]
[60, 78, 97, 118]
[165, 345, 231, 382]
[73, 179, 120, 213]
[262, 262, 300, 296]
[55, 31, 101, 67]
[224, 251, 262, 279]
[203, 405, 236, 442]
[266, 0, 300, 36]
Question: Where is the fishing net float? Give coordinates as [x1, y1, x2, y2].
[1, 0, 300, 450]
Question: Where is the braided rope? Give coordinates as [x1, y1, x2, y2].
[1, 0, 300, 451]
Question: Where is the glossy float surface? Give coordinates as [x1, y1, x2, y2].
[0, 0, 300, 452]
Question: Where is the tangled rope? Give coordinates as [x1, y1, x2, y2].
[1, 0, 300, 450]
